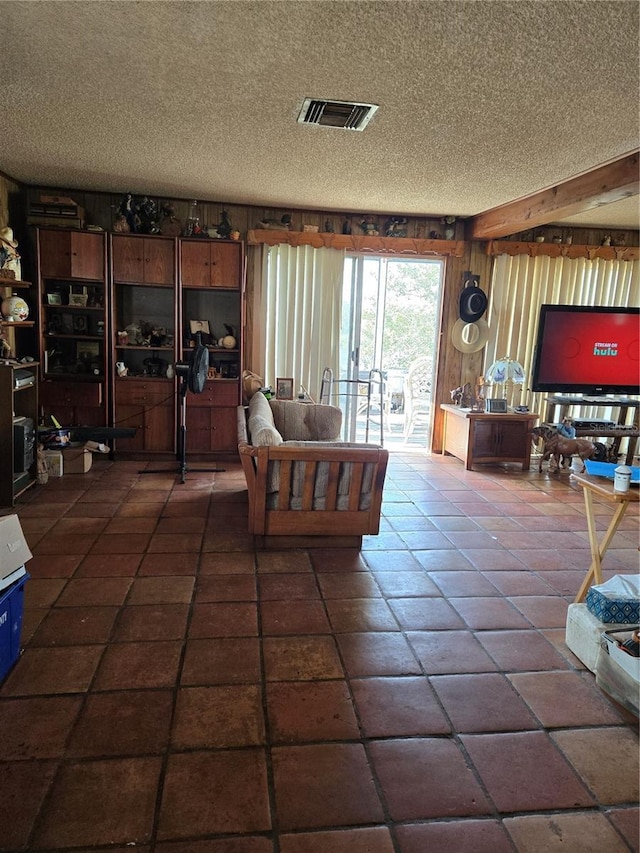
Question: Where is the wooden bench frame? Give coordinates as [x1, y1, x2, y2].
[237, 407, 388, 546]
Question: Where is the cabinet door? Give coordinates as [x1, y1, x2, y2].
[144, 238, 174, 284]
[69, 232, 104, 280]
[145, 404, 175, 451]
[40, 230, 104, 280]
[210, 407, 238, 452]
[185, 407, 212, 452]
[181, 242, 211, 287]
[112, 235, 145, 282]
[498, 422, 529, 458]
[210, 243, 242, 288]
[116, 405, 145, 451]
[39, 230, 73, 278]
[471, 422, 497, 458]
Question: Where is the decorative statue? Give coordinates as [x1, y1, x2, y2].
[359, 216, 379, 236]
[0, 227, 22, 279]
[257, 214, 292, 230]
[384, 217, 408, 237]
[217, 210, 232, 239]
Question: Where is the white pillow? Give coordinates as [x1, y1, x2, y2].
[248, 393, 283, 446]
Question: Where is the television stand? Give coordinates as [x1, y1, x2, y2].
[544, 397, 639, 465]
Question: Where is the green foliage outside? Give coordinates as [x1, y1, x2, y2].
[359, 259, 441, 372]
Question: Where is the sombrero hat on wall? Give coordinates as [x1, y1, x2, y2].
[459, 271, 488, 323]
[451, 317, 489, 353]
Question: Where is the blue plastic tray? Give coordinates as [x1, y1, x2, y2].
[584, 460, 640, 483]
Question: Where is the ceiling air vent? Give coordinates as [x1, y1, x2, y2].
[297, 98, 378, 131]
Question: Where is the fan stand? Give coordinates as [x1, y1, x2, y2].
[139, 336, 225, 483]
[174, 371, 225, 483]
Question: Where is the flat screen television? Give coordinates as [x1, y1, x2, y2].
[531, 304, 640, 395]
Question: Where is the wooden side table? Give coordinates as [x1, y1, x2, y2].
[440, 404, 539, 470]
[571, 472, 639, 603]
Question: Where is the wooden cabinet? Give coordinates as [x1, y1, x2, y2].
[112, 234, 175, 285]
[181, 239, 243, 288]
[179, 239, 244, 457]
[39, 380, 104, 428]
[185, 381, 239, 452]
[441, 404, 539, 470]
[38, 229, 105, 280]
[115, 379, 175, 452]
[111, 234, 177, 452]
[36, 228, 108, 426]
[0, 363, 38, 506]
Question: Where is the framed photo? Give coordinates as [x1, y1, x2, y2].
[276, 377, 294, 400]
[47, 292, 62, 306]
[189, 319, 210, 335]
[72, 314, 88, 333]
[69, 293, 88, 307]
[76, 341, 100, 359]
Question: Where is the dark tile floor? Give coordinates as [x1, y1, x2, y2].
[1, 451, 639, 853]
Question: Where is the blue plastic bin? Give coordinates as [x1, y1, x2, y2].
[0, 573, 29, 683]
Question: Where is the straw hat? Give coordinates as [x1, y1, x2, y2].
[451, 318, 489, 353]
[0, 227, 18, 249]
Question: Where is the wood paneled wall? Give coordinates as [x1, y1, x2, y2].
[7, 179, 640, 453]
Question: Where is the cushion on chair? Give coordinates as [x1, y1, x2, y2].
[269, 400, 342, 441]
[248, 392, 283, 446]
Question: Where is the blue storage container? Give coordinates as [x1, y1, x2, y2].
[0, 573, 29, 683]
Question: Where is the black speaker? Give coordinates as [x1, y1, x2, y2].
[13, 417, 35, 474]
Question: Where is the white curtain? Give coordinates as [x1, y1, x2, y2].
[251, 243, 345, 401]
[486, 254, 640, 418]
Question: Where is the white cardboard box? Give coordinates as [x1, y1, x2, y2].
[0, 515, 32, 582]
[601, 628, 640, 684]
[565, 603, 629, 673]
[44, 450, 63, 477]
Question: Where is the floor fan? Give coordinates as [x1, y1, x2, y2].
[141, 334, 224, 482]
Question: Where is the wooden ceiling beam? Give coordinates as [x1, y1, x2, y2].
[470, 151, 639, 240]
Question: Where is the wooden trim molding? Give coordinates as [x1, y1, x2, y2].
[247, 229, 465, 257]
[471, 151, 639, 240]
[486, 240, 639, 261]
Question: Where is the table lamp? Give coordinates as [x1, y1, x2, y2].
[485, 356, 526, 410]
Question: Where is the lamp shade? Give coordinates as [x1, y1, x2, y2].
[485, 357, 526, 385]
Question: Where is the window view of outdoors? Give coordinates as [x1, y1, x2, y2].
[339, 256, 443, 448]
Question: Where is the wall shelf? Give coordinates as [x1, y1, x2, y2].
[247, 229, 465, 257]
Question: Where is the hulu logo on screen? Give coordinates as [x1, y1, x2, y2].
[593, 342, 618, 356]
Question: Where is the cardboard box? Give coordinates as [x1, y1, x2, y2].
[0, 515, 33, 584]
[63, 447, 92, 474]
[600, 628, 640, 684]
[0, 573, 29, 683]
[44, 450, 63, 477]
[565, 603, 629, 673]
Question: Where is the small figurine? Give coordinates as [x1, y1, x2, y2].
[113, 212, 130, 233]
[257, 214, 292, 230]
[160, 202, 181, 237]
[441, 215, 456, 240]
[342, 218, 352, 235]
[601, 234, 612, 246]
[324, 219, 334, 233]
[0, 227, 22, 279]
[384, 216, 408, 237]
[359, 216, 379, 236]
[217, 210, 232, 239]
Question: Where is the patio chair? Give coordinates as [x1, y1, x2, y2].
[403, 356, 432, 439]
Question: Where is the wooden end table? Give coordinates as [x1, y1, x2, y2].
[571, 472, 639, 603]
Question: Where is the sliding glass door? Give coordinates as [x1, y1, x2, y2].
[337, 255, 444, 447]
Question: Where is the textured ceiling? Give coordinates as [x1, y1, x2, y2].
[2, 0, 639, 228]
